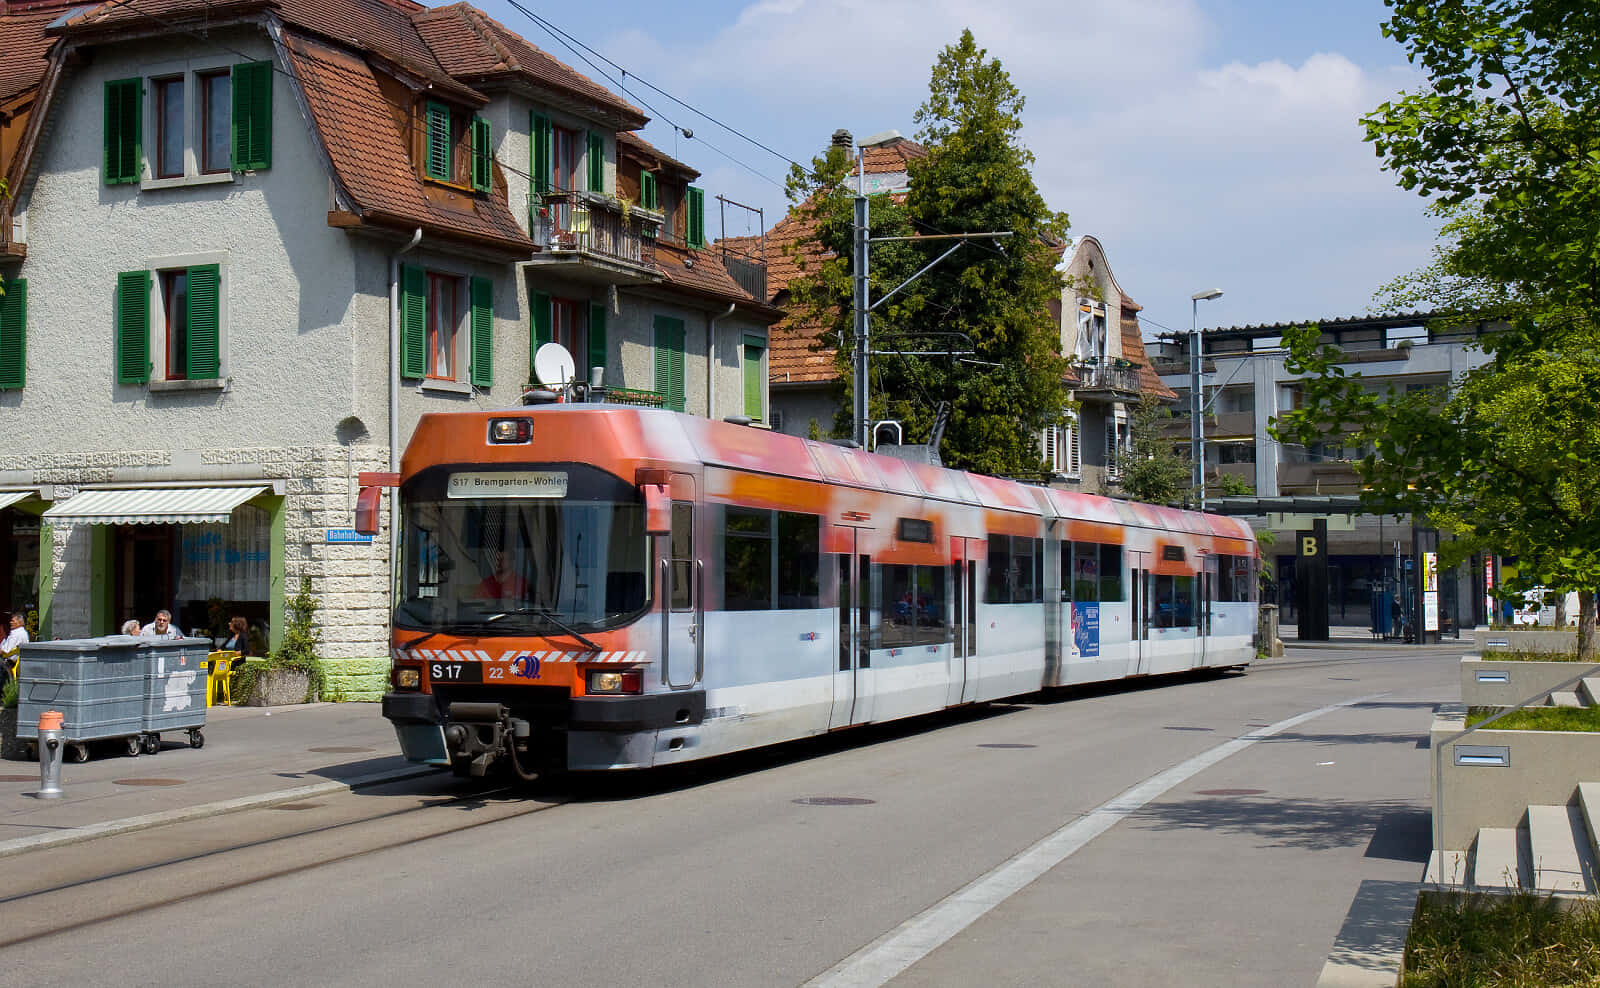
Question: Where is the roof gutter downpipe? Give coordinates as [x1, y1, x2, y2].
[389, 228, 422, 582]
[708, 302, 736, 420]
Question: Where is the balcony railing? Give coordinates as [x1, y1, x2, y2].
[597, 386, 664, 408]
[531, 191, 659, 269]
[723, 252, 768, 302]
[1070, 362, 1142, 394]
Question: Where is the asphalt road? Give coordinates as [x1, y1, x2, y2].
[1, 643, 1458, 987]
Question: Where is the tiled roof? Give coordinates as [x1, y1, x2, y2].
[860, 137, 927, 174]
[1120, 305, 1175, 400]
[720, 206, 840, 383]
[413, 3, 646, 128]
[0, 4, 60, 104]
[617, 131, 697, 180]
[57, 0, 481, 100]
[651, 239, 781, 316]
[285, 30, 530, 254]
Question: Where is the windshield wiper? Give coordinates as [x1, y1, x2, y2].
[485, 607, 601, 651]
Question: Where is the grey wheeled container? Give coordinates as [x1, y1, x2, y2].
[139, 637, 210, 752]
[16, 636, 147, 761]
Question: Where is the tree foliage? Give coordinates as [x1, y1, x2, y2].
[1118, 394, 1193, 507]
[782, 30, 1070, 476]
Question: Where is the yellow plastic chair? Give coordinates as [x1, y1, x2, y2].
[207, 651, 242, 706]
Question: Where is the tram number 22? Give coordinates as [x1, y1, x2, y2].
[429, 662, 483, 684]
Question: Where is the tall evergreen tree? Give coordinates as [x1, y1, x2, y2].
[783, 30, 1070, 476]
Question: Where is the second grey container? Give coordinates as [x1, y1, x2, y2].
[141, 637, 210, 740]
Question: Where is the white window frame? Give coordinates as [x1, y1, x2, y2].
[146, 249, 230, 390]
[139, 57, 238, 190]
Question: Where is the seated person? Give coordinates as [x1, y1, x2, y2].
[140, 609, 185, 640]
[121, 619, 142, 635]
[222, 616, 256, 655]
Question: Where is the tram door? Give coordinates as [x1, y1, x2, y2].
[1200, 555, 1217, 666]
[950, 537, 980, 705]
[830, 529, 871, 729]
[1129, 550, 1150, 675]
[662, 477, 701, 689]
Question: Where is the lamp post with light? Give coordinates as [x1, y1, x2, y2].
[1190, 289, 1223, 511]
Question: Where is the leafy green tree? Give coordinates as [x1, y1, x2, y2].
[1118, 394, 1193, 506]
[783, 30, 1070, 476]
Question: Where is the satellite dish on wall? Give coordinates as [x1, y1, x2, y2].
[533, 343, 577, 388]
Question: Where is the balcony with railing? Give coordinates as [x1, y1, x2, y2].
[527, 191, 663, 285]
[1069, 360, 1142, 396]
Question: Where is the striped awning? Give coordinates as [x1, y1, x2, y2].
[0, 490, 36, 511]
[42, 486, 268, 525]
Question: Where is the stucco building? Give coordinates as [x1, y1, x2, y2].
[0, 0, 777, 697]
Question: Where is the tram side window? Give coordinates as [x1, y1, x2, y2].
[880, 564, 950, 647]
[723, 507, 773, 611]
[1071, 542, 1100, 601]
[670, 502, 694, 611]
[1099, 545, 1123, 602]
[1152, 574, 1197, 628]
[985, 534, 1041, 603]
[777, 512, 820, 608]
[1216, 554, 1253, 602]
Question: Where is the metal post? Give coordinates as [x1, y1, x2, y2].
[1190, 303, 1204, 510]
[852, 192, 870, 448]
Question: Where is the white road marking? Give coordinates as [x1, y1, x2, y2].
[806, 692, 1389, 988]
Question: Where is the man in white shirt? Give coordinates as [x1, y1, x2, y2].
[140, 609, 185, 640]
[1, 611, 28, 684]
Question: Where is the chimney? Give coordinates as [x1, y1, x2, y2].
[830, 129, 854, 151]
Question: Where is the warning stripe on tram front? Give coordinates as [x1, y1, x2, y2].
[390, 648, 647, 664]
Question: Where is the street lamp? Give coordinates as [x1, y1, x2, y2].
[1190, 289, 1223, 512]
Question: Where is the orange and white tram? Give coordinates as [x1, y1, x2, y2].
[375, 403, 1258, 776]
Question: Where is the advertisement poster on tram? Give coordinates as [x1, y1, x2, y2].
[1422, 551, 1439, 632]
[1072, 602, 1100, 658]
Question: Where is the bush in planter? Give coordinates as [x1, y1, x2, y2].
[257, 578, 325, 704]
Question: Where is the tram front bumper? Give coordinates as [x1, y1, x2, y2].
[382, 691, 449, 765]
[568, 689, 706, 731]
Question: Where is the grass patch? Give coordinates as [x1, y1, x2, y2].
[1404, 890, 1600, 987]
[1465, 705, 1600, 731]
[1481, 648, 1584, 662]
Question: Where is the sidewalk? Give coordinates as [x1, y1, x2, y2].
[0, 701, 437, 857]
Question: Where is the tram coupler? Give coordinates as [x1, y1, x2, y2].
[443, 701, 518, 777]
[36, 710, 65, 799]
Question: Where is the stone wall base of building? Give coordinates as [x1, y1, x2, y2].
[322, 657, 389, 703]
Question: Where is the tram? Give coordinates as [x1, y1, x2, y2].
[371, 403, 1258, 777]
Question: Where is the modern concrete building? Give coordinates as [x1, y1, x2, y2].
[0, 0, 776, 698]
[1149, 311, 1496, 637]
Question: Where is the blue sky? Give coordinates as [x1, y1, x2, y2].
[475, 0, 1436, 335]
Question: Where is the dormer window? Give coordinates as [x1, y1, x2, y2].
[423, 101, 491, 193]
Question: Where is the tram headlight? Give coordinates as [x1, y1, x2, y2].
[587, 669, 643, 694]
[488, 418, 533, 444]
[395, 666, 421, 690]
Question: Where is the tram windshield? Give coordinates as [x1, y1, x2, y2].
[396, 466, 650, 636]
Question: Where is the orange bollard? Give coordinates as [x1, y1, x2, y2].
[38, 710, 63, 731]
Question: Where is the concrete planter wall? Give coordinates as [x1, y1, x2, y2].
[1431, 706, 1600, 849]
[247, 668, 316, 706]
[0, 706, 28, 760]
[1472, 625, 1578, 655]
[1460, 655, 1600, 709]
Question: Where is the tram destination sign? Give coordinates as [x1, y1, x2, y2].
[447, 471, 568, 499]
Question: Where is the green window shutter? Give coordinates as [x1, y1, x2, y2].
[654, 316, 685, 412]
[425, 101, 452, 180]
[185, 264, 220, 379]
[530, 112, 552, 195]
[470, 276, 493, 388]
[0, 279, 26, 390]
[116, 270, 151, 384]
[586, 131, 604, 192]
[743, 338, 764, 420]
[587, 301, 606, 380]
[686, 186, 705, 248]
[103, 78, 141, 185]
[530, 290, 551, 379]
[640, 171, 657, 211]
[231, 61, 273, 171]
[400, 264, 426, 378]
[470, 117, 492, 193]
